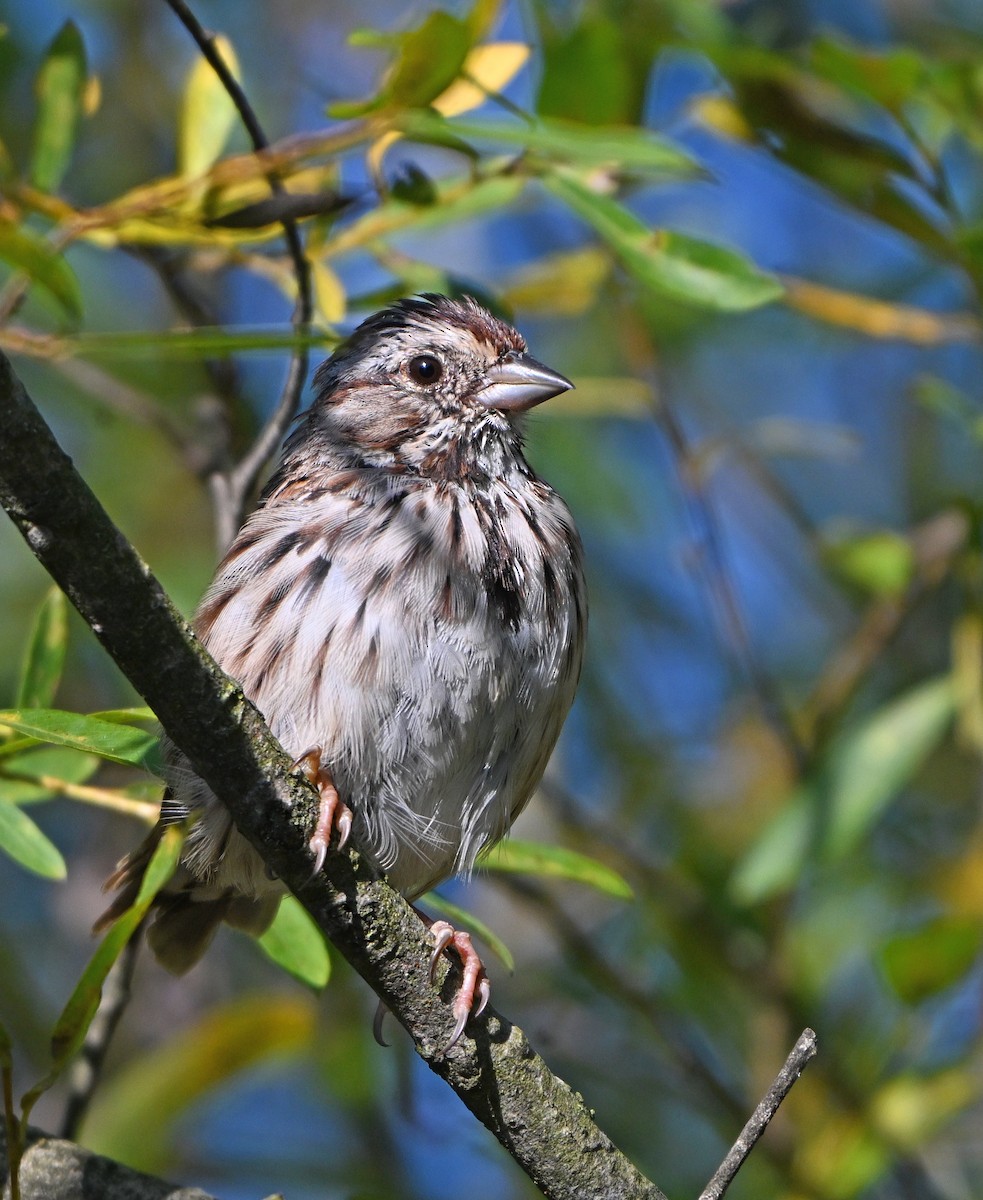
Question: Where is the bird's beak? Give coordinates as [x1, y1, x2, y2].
[478, 352, 574, 413]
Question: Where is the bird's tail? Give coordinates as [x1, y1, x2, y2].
[94, 812, 280, 975]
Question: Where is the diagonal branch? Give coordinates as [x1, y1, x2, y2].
[0, 353, 669, 1199]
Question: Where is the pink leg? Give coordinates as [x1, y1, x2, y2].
[425, 916, 491, 1050]
[292, 747, 353, 875]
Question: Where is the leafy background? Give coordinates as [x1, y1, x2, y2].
[3, 0, 983, 1197]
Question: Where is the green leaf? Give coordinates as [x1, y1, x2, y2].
[824, 677, 954, 859]
[422, 891, 515, 972]
[545, 171, 783, 312]
[47, 826, 183, 1067]
[480, 838, 633, 899]
[16, 587, 68, 709]
[732, 677, 955, 903]
[880, 917, 983, 1004]
[178, 34, 240, 179]
[0, 222, 82, 319]
[30, 20, 87, 192]
[822, 530, 915, 597]
[539, 15, 636, 125]
[398, 111, 698, 176]
[256, 895, 331, 989]
[0, 710, 156, 767]
[0, 797, 66, 879]
[333, 11, 472, 118]
[729, 785, 813, 904]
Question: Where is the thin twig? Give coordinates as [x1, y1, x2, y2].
[161, 0, 313, 545]
[699, 1028, 818, 1200]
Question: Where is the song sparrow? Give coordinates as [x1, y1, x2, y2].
[100, 294, 586, 1043]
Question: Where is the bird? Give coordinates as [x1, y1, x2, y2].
[99, 294, 587, 1046]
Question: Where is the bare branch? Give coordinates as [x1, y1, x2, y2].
[698, 1028, 819, 1200]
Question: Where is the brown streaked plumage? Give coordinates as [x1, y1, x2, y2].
[99, 294, 586, 1044]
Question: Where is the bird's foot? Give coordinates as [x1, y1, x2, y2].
[291, 747, 354, 876]
[427, 919, 491, 1051]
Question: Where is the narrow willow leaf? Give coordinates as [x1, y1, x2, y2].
[0, 798, 66, 879]
[16, 587, 68, 709]
[480, 838, 633, 899]
[422, 891, 515, 971]
[546, 172, 783, 312]
[729, 786, 813, 904]
[256, 895, 331, 989]
[178, 34, 240, 179]
[48, 826, 183, 1066]
[30, 20, 87, 192]
[824, 676, 954, 858]
[0, 223, 82, 319]
[401, 110, 697, 176]
[0, 710, 156, 767]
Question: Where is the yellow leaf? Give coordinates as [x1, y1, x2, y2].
[434, 41, 530, 117]
[783, 276, 981, 344]
[366, 129, 402, 188]
[311, 259, 346, 324]
[689, 93, 754, 141]
[178, 34, 240, 180]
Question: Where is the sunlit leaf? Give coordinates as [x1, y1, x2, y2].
[178, 34, 241, 180]
[546, 171, 782, 311]
[16, 587, 68, 709]
[879, 917, 983, 1004]
[481, 838, 633, 899]
[30, 20, 87, 192]
[0, 223, 82, 319]
[256, 895, 331, 989]
[83, 993, 316, 1171]
[311, 259, 346, 324]
[434, 42, 531, 116]
[423, 891, 514, 971]
[872, 1069, 977, 1148]
[0, 797, 66, 878]
[0, 709, 156, 767]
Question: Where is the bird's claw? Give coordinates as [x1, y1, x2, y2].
[427, 919, 490, 1052]
[291, 747, 354, 881]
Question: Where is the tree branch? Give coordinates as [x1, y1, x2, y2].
[0, 352, 669, 1198]
[699, 1029, 818, 1200]
[0, 1125, 217, 1200]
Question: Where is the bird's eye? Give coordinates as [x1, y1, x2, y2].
[407, 354, 443, 386]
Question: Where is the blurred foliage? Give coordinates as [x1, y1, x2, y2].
[3, 0, 983, 1198]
